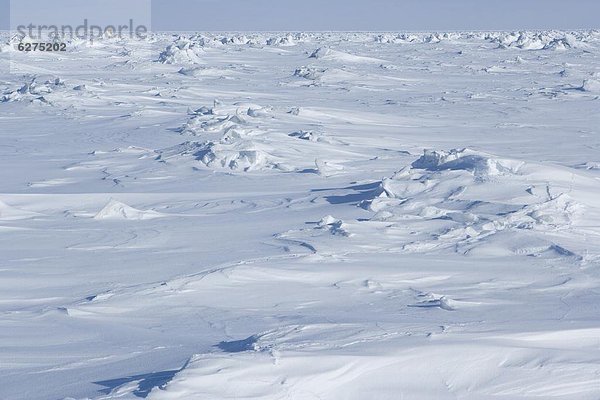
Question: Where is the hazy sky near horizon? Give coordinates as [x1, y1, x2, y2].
[1, 0, 599, 31]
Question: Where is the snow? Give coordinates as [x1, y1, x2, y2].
[158, 39, 204, 65]
[582, 78, 600, 92]
[0, 29, 599, 400]
[0, 199, 41, 220]
[94, 199, 165, 220]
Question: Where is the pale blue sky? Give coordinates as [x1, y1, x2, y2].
[2, 0, 599, 31]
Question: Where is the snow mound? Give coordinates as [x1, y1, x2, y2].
[191, 140, 279, 172]
[293, 66, 326, 80]
[581, 79, 600, 92]
[345, 149, 592, 258]
[543, 37, 574, 51]
[178, 110, 246, 136]
[309, 47, 333, 59]
[288, 130, 319, 141]
[158, 140, 282, 172]
[223, 34, 252, 45]
[165, 102, 324, 173]
[411, 148, 523, 177]
[246, 106, 272, 118]
[317, 215, 351, 236]
[94, 199, 164, 220]
[158, 39, 204, 64]
[266, 33, 297, 46]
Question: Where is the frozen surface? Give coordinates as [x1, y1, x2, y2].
[0, 30, 599, 399]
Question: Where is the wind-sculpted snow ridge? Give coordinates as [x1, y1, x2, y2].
[364, 149, 585, 256]
[279, 148, 599, 263]
[158, 102, 358, 173]
[162, 105, 285, 172]
[376, 151, 563, 247]
[152, 324, 600, 400]
[0, 200, 41, 220]
[358, 149, 598, 260]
